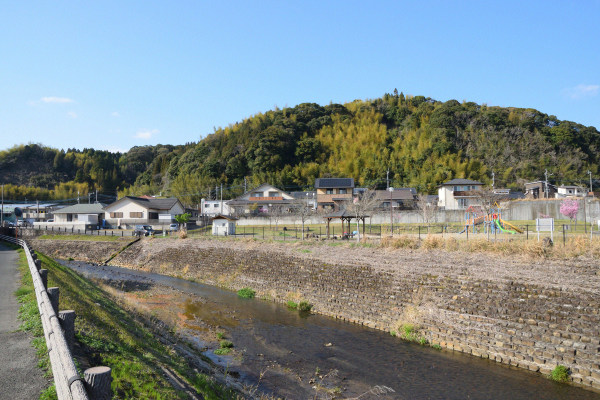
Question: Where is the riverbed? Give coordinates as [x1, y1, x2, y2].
[62, 260, 600, 400]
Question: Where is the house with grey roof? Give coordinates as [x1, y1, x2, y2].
[314, 177, 354, 211]
[437, 179, 484, 210]
[227, 183, 296, 216]
[103, 196, 185, 229]
[51, 203, 106, 227]
[374, 188, 417, 210]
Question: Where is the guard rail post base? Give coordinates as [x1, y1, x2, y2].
[39, 269, 48, 289]
[47, 287, 60, 315]
[84, 366, 112, 400]
[58, 310, 76, 352]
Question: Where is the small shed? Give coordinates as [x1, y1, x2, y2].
[211, 214, 237, 236]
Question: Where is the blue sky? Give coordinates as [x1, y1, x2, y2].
[1, 1, 599, 153]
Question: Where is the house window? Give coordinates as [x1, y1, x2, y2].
[110, 212, 123, 218]
[268, 191, 278, 197]
[339, 189, 347, 194]
[458, 198, 468, 208]
[253, 192, 262, 197]
[453, 186, 459, 191]
[213, 204, 219, 207]
[326, 189, 334, 194]
[130, 212, 143, 218]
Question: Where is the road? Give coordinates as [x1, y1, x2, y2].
[0, 243, 47, 399]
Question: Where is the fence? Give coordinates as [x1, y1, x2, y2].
[188, 221, 599, 246]
[0, 234, 112, 400]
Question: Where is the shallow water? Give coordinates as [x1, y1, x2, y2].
[62, 260, 600, 400]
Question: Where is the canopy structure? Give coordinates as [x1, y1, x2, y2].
[322, 209, 369, 238]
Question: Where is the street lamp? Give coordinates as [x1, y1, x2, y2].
[388, 187, 394, 235]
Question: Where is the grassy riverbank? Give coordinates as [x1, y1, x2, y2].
[20, 249, 237, 399]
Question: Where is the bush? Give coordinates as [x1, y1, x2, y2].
[214, 348, 230, 355]
[286, 301, 298, 310]
[237, 287, 255, 299]
[551, 365, 569, 383]
[298, 301, 313, 312]
[219, 340, 233, 349]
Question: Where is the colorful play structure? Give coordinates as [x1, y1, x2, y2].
[460, 204, 523, 235]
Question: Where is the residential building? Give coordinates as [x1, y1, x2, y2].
[374, 188, 417, 210]
[103, 196, 185, 228]
[201, 199, 231, 217]
[556, 185, 587, 198]
[525, 181, 557, 199]
[51, 203, 106, 227]
[289, 191, 317, 210]
[227, 183, 295, 215]
[315, 178, 354, 210]
[438, 179, 484, 210]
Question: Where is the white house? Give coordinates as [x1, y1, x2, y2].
[227, 183, 295, 215]
[438, 179, 484, 210]
[212, 214, 237, 236]
[46, 203, 106, 229]
[201, 199, 231, 217]
[103, 196, 185, 229]
[556, 185, 587, 198]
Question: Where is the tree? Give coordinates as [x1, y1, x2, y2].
[560, 199, 579, 224]
[174, 213, 191, 231]
[415, 194, 437, 225]
[292, 197, 315, 240]
[468, 188, 509, 217]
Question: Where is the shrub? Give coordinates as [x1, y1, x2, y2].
[237, 288, 255, 299]
[216, 332, 224, 339]
[178, 230, 188, 239]
[219, 340, 233, 349]
[286, 301, 298, 310]
[214, 348, 230, 355]
[551, 365, 569, 383]
[422, 235, 443, 249]
[431, 344, 442, 350]
[298, 301, 313, 312]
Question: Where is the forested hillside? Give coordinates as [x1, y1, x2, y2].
[1, 92, 598, 203]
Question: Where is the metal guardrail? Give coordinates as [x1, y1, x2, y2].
[0, 234, 111, 399]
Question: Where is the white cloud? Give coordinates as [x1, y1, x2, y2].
[135, 129, 159, 140]
[67, 111, 78, 119]
[564, 84, 599, 99]
[40, 96, 74, 104]
[111, 111, 120, 117]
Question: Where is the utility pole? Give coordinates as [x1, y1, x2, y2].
[491, 171, 495, 190]
[588, 170, 593, 195]
[1, 184, 4, 227]
[389, 186, 394, 235]
[544, 169, 553, 199]
[386, 170, 390, 190]
[220, 183, 223, 215]
[244, 177, 247, 193]
[77, 191, 80, 204]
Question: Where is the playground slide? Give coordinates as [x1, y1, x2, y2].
[494, 219, 515, 234]
[499, 219, 524, 233]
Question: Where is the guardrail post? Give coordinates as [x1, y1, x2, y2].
[84, 366, 112, 400]
[47, 287, 60, 315]
[35, 259, 42, 270]
[39, 269, 48, 289]
[58, 310, 76, 351]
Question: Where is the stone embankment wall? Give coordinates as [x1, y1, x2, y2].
[31, 237, 600, 391]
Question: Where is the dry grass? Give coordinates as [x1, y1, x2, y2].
[378, 234, 600, 259]
[178, 230, 188, 239]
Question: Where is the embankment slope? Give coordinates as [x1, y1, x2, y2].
[31, 237, 600, 391]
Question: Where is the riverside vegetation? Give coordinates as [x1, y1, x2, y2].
[17, 249, 237, 399]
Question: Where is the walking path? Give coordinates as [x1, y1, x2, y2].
[0, 243, 47, 399]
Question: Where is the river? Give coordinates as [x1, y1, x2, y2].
[62, 260, 600, 400]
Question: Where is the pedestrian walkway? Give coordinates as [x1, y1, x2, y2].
[0, 243, 48, 399]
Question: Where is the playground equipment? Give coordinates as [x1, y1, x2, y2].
[460, 205, 523, 235]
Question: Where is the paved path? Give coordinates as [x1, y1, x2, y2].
[0, 243, 47, 399]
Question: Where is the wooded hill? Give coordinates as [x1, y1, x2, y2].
[1, 92, 598, 204]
